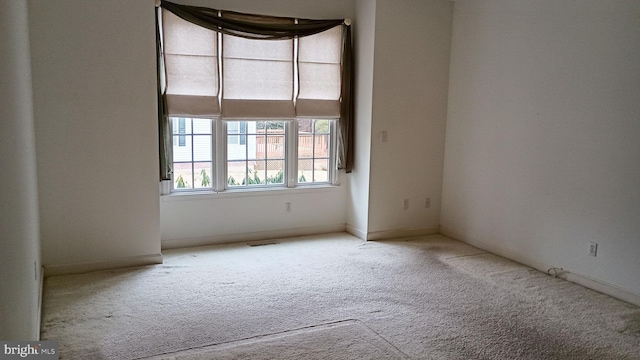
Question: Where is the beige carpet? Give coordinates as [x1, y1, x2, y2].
[140, 320, 407, 360]
[41, 233, 640, 359]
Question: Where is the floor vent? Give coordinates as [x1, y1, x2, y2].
[247, 241, 279, 247]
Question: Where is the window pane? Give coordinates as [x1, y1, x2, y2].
[298, 118, 312, 132]
[173, 135, 193, 162]
[264, 121, 285, 131]
[227, 122, 239, 132]
[298, 134, 313, 159]
[177, 118, 186, 146]
[228, 121, 251, 160]
[313, 159, 329, 182]
[193, 135, 212, 161]
[314, 120, 330, 134]
[314, 135, 330, 158]
[172, 118, 192, 134]
[247, 161, 264, 185]
[193, 162, 213, 189]
[297, 119, 333, 184]
[227, 161, 246, 186]
[266, 135, 285, 158]
[298, 159, 313, 183]
[266, 160, 285, 184]
[228, 135, 247, 161]
[192, 118, 211, 134]
[174, 163, 193, 189]
[171, 117, 214, 192]
[256, 134, 267, 160]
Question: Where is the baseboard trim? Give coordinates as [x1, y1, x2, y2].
[366, 226, 440, 241]
[162, 224, 347, 250]
[345, 224, 366, 240]
[43, 253, 164, 277]
[37, 267, 44, 340]
[439, 226, 640, 307]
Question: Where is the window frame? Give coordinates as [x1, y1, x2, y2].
[170, 117, 214, 192]
[169, 117, 338, 193]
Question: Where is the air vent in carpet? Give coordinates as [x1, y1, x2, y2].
[247, 241, 279, 247]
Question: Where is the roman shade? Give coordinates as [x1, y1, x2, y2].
[297, 25, 342, 118]
[162, 10, 220, 116]
[222, 35, 295, 119]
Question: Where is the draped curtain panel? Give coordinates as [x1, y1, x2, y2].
[156, 0, 353, 180]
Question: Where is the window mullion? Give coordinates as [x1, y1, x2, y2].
[190, 120, 195, 188]
[312, 120, 317, 182]
[330, 120, 338, 185]
[214, 119, 226, 191]
[287, 120, 297, 187]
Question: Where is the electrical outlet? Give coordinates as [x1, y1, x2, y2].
[588, 242, 598, 257]
[425, 197, 431, 208]
[286, 202, 292, 212]
[403, 199, 409, 210]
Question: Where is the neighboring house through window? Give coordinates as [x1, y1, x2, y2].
[177, 117, 186, 146]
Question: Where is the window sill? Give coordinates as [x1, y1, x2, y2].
[161, 184, 341, 202]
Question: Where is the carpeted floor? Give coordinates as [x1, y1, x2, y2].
[41, 233, 640, 359]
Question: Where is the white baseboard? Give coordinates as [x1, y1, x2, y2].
[366, 226, 440, 241]
[162, 223, 347, 250]
[345, 225, 440, 241]
[439, 226, 640, 307]
[43, 253, 163, 277]
[37, 266, 44, 341]
[346, 224, 366, 240]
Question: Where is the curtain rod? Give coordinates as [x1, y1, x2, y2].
[154, 0, 351, 25]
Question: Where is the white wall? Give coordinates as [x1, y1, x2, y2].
[29, 0, 161, 268]
[346, 0, 376, 239]
[0, 0, 41, 340]
[366, 0, 452, 239]
[442, 0, 640, 297]
[161, 0, 353, 247]
[162, 188, 347, 247]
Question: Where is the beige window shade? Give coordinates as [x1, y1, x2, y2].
[162, 10, 220, 116]
[297, 25, 342, 118]
[222, 35, 295, 119]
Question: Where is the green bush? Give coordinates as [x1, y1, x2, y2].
[176, 175, 188, 188]
[200, 169, 211, 187]
[266, 170, 284, 184]
[230, 169, 285, 186]
[242, 169, 262, 185]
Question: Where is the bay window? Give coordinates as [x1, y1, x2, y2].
[156, 0, 353, 193]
